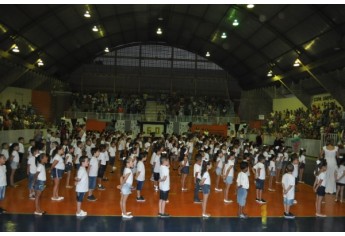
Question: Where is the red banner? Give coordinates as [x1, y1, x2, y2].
[86, 119, 106, 132]
[191, 124, 228, 137]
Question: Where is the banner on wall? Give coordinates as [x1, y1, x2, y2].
[142, 123, 164, 135]
[311, 93, 343, 110]
[86, 119, 106, 132]
[191, 124, 227, 137]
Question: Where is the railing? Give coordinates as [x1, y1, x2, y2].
[320, 133, 339, 148]
[64, 111, 240, 124]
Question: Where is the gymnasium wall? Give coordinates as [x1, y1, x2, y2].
[273, 96, 307, 112]
[0, 87, 32, 106]
[238, 89, 273, 122]
[0, 129, 54, 145]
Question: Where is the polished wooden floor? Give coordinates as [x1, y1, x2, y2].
[2, 159, 345, 218]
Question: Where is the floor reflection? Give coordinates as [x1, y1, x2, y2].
[0, 214, 344, 232]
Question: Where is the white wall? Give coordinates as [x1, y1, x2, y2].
[247, 134, 320, 157]
[0, 87, 32, 106]
[273, 96, 307, 112]
[0, 129, 53, 145]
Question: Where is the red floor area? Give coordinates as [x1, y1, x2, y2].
[2, 160, 345, 218]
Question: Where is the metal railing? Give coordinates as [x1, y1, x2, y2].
[320, 133, 339, 148]
[64, 111, 240, 124]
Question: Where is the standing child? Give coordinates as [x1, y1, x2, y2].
[298, 148, 306, 183]
[27, 147, 39, 199]
[236, 161, 249, 219]
[200, 161, 212, 218]
[51, 145, 65, 201]
[214, 150, 224, 192]
[335, 158, 345, 202]
[268, 155, 276, 192]
[9, 143, 20, 187]
[18, 137, 25, 164]
[136, 152, 147, 202]
[1, 143, 9, 162]
[0, 154, 7, 214]
[275, 147, 284, 183]
[158, 155, 170, 217]
[97, 144, 107, 190]
[74, 141, 83, 170]
[153, 146, 163, 192]
[242, 153, 252, 177]
[109, 141, 117, 172]
[193, 154, 202, 204]
[33, 153, 48, 215]
[87, 148, 100, 201]
[119, 157, 134, 218]
[65, 145, 74, 188]
[27, 139, 35, 158]
[223, 152, 235, 203]
[75, 156, 89, 217]
[292, 155, 299, 198]
[180, 148, 189, 191]
[282, 164, 296, 219]
[253, 154, 267, 204]
[313, 160, 327, 217]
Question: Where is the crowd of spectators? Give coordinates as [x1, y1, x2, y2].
[70, 92, 235, 118]
[158, 93, 235, 117]
[70, 93, 146, 114]
[0, 99, 48, 130]
[261, 102, 344, 139]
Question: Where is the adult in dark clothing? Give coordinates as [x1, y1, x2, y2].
[256, 131, 263, 147]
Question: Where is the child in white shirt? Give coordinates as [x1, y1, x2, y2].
[282, 164, 296, 219]
[237, 161, 249, 219]
[75, 156, 89, 217]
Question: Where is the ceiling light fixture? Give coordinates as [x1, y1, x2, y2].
[267, 70, 273, 77]
[156, 28, 162, 35]
[293, 59, 301, 67]
[247, 4, 255, 9]
[232, 19, 239, 26]
[92, 26, 98, 32]
[84, 10, 91, 18]
[206, 51, 210, 57]
[12, 44, 19, 53]
[37, 59, 44, 67]
[221, 32, 227, 39]
[104, 47, 109, 53]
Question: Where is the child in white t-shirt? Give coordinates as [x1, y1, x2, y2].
[135, 152, 147, 202]
[75, 156, 89, 217]
[253, 154, 266, 204]
[237, 161, 249, 219]
[27, 147, 39, 199]
[119, 157, 134, 219]
[158, 155, 170, 218]
[335, 158, 345, 202]
[87, 148, 100, 201]
[200, 161, 212, 218]
[313, 160, 327, 217]
[34, 153, 48, 215]
[0, 154, 7, 214]
[268, 155, 276, 192]
[223, 152, 235, 203]
[282, 164, 296, 219]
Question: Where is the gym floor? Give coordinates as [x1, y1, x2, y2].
[1, 157, 345, 232]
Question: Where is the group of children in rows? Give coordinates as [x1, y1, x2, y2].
[1, 131, 345, 219]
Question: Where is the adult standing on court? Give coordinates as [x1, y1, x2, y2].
[320, 139, 338, 194]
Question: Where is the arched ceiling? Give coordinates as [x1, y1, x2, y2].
[1, 4, 345, 91]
